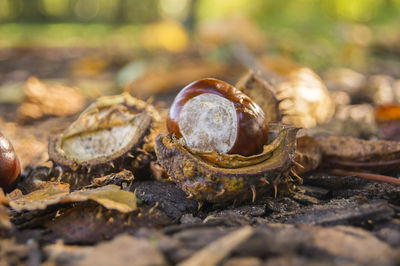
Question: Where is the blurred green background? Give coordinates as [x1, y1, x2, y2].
[1, 0, 400, 68]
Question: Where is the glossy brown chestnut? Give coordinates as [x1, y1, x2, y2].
[167, 78, 268, 156]
[0, 131, 20, 192]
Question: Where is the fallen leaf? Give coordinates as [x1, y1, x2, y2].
[86, 169, 135, 188]
[43, 203, 172, 244]
[44, 241, 92, 265]
[17, 77, 86, 122]
[306, 225, 397, 265]
[7, 183, 70, 212]
[70, 185, 137, 213]
[315, 135, 400, 172]
[76, 234, 167, 266]
[309, 118, 377, 139]
[7, 184, 137, 213]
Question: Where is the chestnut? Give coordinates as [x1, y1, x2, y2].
[0, 131, 20, 192]
[167, 78, 268, 156]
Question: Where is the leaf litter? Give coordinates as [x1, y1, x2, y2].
[1, 46, 400, 265]
[7, 184, 137, 213]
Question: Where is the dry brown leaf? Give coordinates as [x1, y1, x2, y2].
[68, 185, 137, 213]
[76, 234, 167, 266]
[7, 182, 70, 211]
[7, 184, 137, 213]
[44, 241, 93, 265]
[17, 77, 86, 122]
[86, 169, 135, 188]
[315, 135, 400, 172]
[304, 225, 398, 265]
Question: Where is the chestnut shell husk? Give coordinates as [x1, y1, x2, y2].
[48, 92, 159, 188]
[235, 71, 281, 124]
[155, 123, 298, 203]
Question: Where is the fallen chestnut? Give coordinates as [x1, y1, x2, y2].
[155, 124, 299, 203]
[0, 131, 20, 192]
[167, 78, 268, 156]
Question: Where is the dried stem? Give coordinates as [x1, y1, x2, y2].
[329, 169, 400, 186]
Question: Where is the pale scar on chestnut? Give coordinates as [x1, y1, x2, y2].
[179, 93, 238, 154]
[167, 78, 268, 157]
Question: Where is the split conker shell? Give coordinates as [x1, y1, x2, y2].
[276, 68, 334, 128]
[48, 92, 159, 187]
[155, 123, 298, 203]
[0, 131, 20, 192]
[167, 78, 268, 156]
[235, 71, 281, 123]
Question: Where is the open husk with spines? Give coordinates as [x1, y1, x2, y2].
[48, 92, 160, 188]
[155, 123, 299, 203]
[235, 71, 281, 124]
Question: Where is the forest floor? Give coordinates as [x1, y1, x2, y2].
[0, 47, 399, 266]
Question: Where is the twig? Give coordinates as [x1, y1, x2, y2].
[329, 169, 400, 186]
[177, 226, 254, 266]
